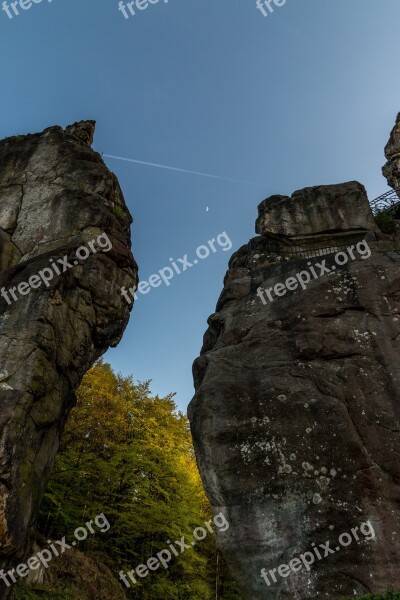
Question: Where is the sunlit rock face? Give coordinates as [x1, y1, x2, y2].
[189, 177, 400, 599]
[0, 121, 137, 597]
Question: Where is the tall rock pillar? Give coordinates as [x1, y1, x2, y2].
[189, 179, 400, 599]
[0, 121, 137, 597]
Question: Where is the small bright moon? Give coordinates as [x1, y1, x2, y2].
[206, 206, 209, 212]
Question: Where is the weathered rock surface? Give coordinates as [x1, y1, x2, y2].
[0, 121, 137, 597]
[189, 172, 400, 595]
[383, 112, 400, 191]
[256, 181, 378, 241]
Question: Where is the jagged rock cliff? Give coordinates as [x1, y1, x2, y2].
[189, 128, 400, 597]
[383, 112, 400, 192]
[0, 121, 137, 597]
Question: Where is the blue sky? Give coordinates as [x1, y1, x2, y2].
[2, 0, 400, 410]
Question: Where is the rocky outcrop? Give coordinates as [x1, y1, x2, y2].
[383, 112, 400, 191]
[256, 181, 378, 241]
[189, 163, 400, 594]
[0, 121, 137, 597]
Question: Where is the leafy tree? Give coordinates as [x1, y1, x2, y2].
[374, 209, 396, 233]
[36, 361, 242, 599]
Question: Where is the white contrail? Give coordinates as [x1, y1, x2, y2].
[102, 153, 267, 188]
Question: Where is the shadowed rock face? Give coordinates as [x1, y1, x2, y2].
[383, 112, 400, 191]
[0, 121, 137, 595]
[188, 178, 400, 599]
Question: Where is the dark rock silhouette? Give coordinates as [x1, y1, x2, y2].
[0, 121, 137, 598]
[189, 121, 400, 598]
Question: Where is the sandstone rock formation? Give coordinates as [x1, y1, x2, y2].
[189, 141, 400, 596]
[383, 112, 400, 192]
[256, 181, 378, 241]
[0, 121, 137, 597]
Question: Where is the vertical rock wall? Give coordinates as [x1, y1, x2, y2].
[189, 143, 400, 596]
[383, 112, 400, 192]
[0, 121, 137, 597]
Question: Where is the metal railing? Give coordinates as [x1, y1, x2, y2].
[262, 238, 365, 259]
[369, 187, 400, 214]
[257, 188, 400, 260]
[279, 243, 355, 259]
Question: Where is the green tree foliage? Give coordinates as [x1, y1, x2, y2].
[36, 361, 242, 599]
[374, 209, 396, 234]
